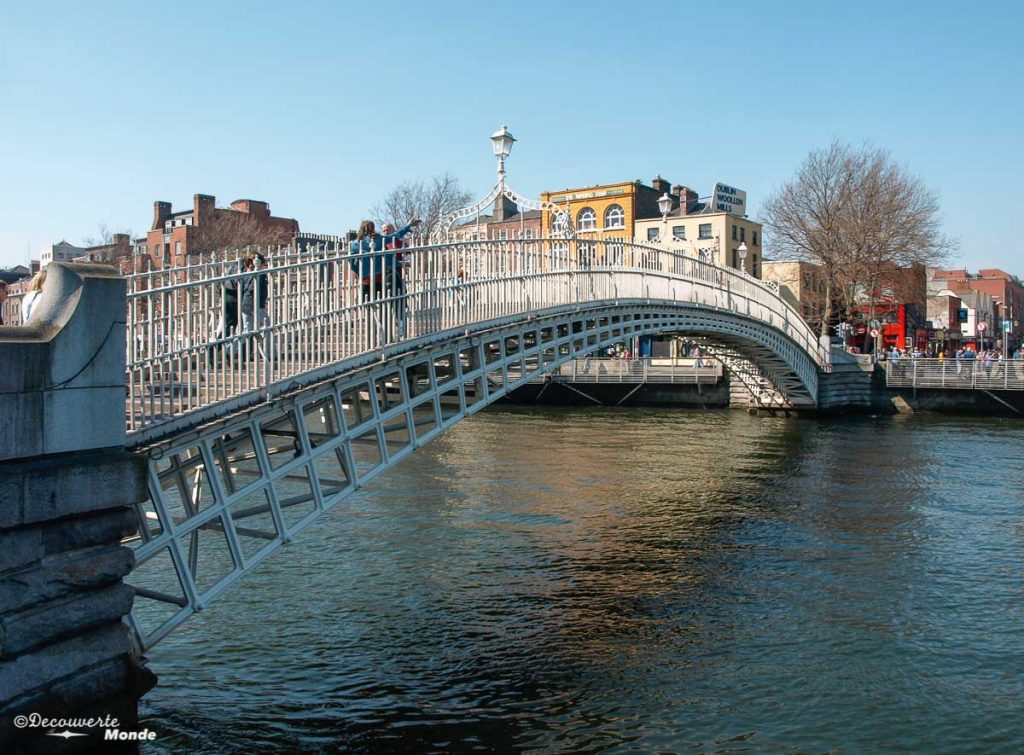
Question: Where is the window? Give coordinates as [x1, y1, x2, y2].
[175, 241, 182, 255]
[740, 227, 746, 242]
[551, 214, 566, 235]
[497, 230, 508, 240]
[699, 223, 713, 240]
[523, 229, 534, 240]
[752, 230, 758, 246]
[185, 217, 193, 226]
[577, 207, 597, 231]
[732, 225, 738, 241]
[647, 228, 660, 241]
[604, 204, 625, 229]
[672, 226, 686, 240]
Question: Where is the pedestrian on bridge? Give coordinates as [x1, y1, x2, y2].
[349, 219, 422, 303]
[241, 252, 271, 360]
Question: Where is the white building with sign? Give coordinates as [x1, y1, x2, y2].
[633, 182, 762, 277]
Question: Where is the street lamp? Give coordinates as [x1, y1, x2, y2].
[436, 125, 572, 242]
[658, 192, 672, 222]
[737, 241, 748, 274]
[490, 125, 516, 179]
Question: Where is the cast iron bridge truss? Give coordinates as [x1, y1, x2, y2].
[123, 237, 829, 650]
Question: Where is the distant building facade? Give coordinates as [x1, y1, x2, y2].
[633, 183, 762, 276]
[540, 177, 670, 242]
[451, 194, 543, 241]
[929, 267, 1023, 349]
[146, 194, 300, 267]
[761, 260, 827, 327]
[72, 234, 134, 269]
[41, 241, 87, 267]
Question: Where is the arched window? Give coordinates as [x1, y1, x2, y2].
[551, 212, 567, 235]
[577, 207, 597, 231]
[604, 204, 624, 229]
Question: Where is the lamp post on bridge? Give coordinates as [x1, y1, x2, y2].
[658, 192, 672, 223]
[737, 241, 749, 274]
[491, 125, 516, 181]
[435, 126, 573, 242]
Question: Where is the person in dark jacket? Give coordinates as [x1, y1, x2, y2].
[242, 252, 269, 330]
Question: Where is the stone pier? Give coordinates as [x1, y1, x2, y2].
[0, 263, 154, 750]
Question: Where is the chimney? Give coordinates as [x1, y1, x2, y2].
[194, 194, 216, 224]
[677, 186, 699, 215]
[152, 201, 171, 231]
[651, 175, 670, 193]
[230, 199, 269, 217]
[493, 192, 518, 222]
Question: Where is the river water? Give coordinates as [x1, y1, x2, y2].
[140, 408, 1024, 753]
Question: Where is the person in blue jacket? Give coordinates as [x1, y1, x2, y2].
[349, 219, 421, 302]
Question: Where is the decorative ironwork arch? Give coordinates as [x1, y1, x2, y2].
[433, 127, 574, 242]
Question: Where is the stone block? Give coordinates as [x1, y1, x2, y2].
[0, 623, 131, 702]
[0, 450, 147, 529]
[43, 508, 137, 556]
[42, 385, 127, 457]
[0, 263, 127, 464]
[0, 545, 134, 616]
[0, 583, 135, 657]
[0, 391, 44, 460]
[0, 527, 43, 574]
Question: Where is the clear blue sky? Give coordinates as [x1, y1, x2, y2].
[1, 0, 1021, 272]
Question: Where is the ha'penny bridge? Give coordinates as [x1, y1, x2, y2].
[0, 128, 846, 738]
[107, 235, 835, 650]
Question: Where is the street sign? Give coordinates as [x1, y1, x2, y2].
[978, 322, 988, 332]
[1004, 320, 1013, 331]
[870, 328, 880, 337]
[869, 319, 881, 329]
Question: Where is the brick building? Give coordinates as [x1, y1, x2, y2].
[929, 267, 1024, 349]
[146, 194, 299, 267]
[451, 194, 543, 241]
[72, 234, 134, 271]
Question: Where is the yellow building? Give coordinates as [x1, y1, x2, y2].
[633, 184, 763, 277]
[540, 176, 674, 241]
[761, 260, 827, 328]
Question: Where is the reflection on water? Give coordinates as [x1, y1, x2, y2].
[141, 408, 1024, 753]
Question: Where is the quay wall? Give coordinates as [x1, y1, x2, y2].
[0, 264, 154, 749]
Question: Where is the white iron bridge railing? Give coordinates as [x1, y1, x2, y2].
[125, 237, 827, 443]
[883, 357, 1024, 390]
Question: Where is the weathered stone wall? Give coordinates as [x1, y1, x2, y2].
[0, 264, 153, 749]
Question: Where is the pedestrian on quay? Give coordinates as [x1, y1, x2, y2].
[21, 269, 47, 323]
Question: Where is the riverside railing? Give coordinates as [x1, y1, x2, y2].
[529, 357, 723, 384]
[125, 237, 826, 441]
[883, 357, 1024, 390]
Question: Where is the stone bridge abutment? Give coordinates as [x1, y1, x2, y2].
[0, 263, 153, 748]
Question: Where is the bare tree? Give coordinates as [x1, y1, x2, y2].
[764, 142, 953, 339]
[81, 221, 133, 248]
[763, 142, 860, 337]
[369, 172, 472, 241]
[189, 210, 294, 256]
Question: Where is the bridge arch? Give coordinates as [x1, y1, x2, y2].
[126, 277, 824, 649]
